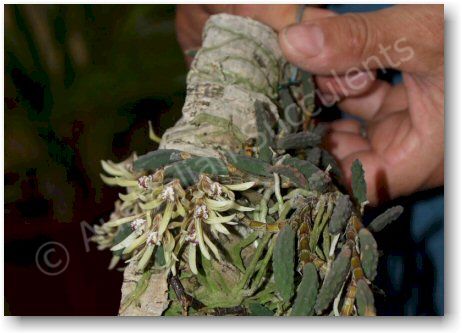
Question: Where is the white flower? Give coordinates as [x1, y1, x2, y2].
[130, 218, 146, 235]
[210, 182, 223, 197]
[147, 231, 160, 245]
[138, 175, 153, 190]
[161, 185, 175, 202]
[185, 230, 198, 244]
[194, 204, 209, 220]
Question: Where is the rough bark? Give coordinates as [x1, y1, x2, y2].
[119, 13, 286, 316]
[159, 14, 286, 157]
[118, 262, 169, 316]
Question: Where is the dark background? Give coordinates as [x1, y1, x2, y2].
[4, 4, 185, 315]
[4, 4, 443, 315]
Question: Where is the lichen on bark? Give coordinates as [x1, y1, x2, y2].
[160, 14, 285, 158]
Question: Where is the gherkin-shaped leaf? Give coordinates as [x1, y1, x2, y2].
[291, 263, 318, 316]
[269, 165, 307, 188]
[368, 206, 404, 233]
[276, 131, 321, 150]
[356, 279, 376, 316]
[134, 149, 184, 171]
[314, 243, 352, 314]
[249, 303, 274, 316]
[283, 157, 320, 181]
[351, 159, 367, 205]
[279, 86, 296, 112]
[225, 153, 272, 177]
[306, 147, 322, 166]
[329, 194, 353, 234]
[272, 225, 296, 303]
[358, 228, 379, 281]
[165, 157, 228, 186]
[308, 170, 331, 193]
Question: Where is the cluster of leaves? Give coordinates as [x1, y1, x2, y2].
[93, 64, 404, 316]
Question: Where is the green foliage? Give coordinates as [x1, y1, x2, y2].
[328, 194, 352, 234]
[283, 157, 320, 182]
[308, 170, 331, 193]
[134, 149, 183, 171]
[351, 159, 367, 205]
[314, 244, 352, 314]
[291, 263, 318, 316]
[225, 153, 272, 177]
[273, 225, 296, 303]
[249, 303, 274, 316]
[368, 206, 404, 233]
[155, 245, 166, 267]
[358, 228, 379, 281]
[165, 157, 228, 185]
[356, 279, 375, 316]
[229, 232, 259, 273]
[276, 131, 321, 150]
[269, 165, 307, 188]
[309, 196, 332, 253]
[91, 12, 404, 317]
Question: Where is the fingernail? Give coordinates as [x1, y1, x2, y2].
[347, 71, 371, 83]
[346, 71, 371, 89]
[284, 24, 324, 57]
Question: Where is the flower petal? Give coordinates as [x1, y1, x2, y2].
[211, 222, 230, 235]
[188, 244, 198, 275]
[158, 201, 174, 236]
[101, 175, 138, 187]
[203, 233, 221, 261]
[195, 219, 210, 260]
[123, 234, 148, 254]
[119, 192, 139, 202]
[101, 160, 126, 177]
[206, 214, 236, 224]
[110, 231, 138, 251]
[137, 244, 155, 271]
[205, 198, 234, 211]
[176, 200, 187, 217]
[105, 214, 143, 227]
[225, 181, 255, 191]
[232, 203, 255, 212]
[139, 199, 163, 211]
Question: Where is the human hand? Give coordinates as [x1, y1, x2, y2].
[175, 5, 335, 65]
[175, 4, 378, 115]
[279, 5, 444, 204]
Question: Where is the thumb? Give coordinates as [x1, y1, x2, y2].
[279, 5, 438, 75]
